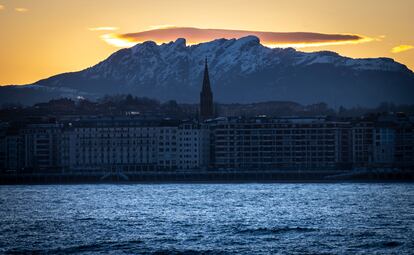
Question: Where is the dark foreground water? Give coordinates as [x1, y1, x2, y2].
[1, 184, 413, 254]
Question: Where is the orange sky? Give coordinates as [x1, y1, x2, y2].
[0, 0, 413, 85]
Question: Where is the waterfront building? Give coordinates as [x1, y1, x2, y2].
[4, 135, 24, 171]
[158, 122, 210, 170]
[394, 120, 414, 168]
[372, 125, 396, 165]
[157, 126, 178, 170]
[0, 115, 413, 173]
[352, 122, 374, 167]
[23, 123, 63, 172]
[0, 123, 8, 171]
[58, 117, 210, 172]
[63, 118, 160, 172]
[177, 122, 210, 170]
[0, 123, 26, 172]
[210, 116, 352, 170]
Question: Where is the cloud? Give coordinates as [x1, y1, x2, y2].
[391, 44, 414, 53]
[100, 34, 134, 47]
[100, 27, 374, 48]
[88, 26, 119, 31]
[147, 24, 177, 30]
[15, 7, 28, 12]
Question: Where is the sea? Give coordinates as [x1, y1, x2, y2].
[0, 183, 413, 254]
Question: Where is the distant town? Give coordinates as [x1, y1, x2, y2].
[0, 61, 413, 182]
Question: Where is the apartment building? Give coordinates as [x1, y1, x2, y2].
[58, 117, 210, 172]
[23, 123, 63, 171]
[0, 115, 413, 172]
[210, 116, 352, 170]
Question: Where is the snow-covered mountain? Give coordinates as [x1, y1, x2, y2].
[1, 36, 413, 106]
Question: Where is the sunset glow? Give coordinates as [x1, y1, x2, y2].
[14, 7, 28, 12]
[0, 2, 413, 251]
[0, 0, 413, 85]
[88, 26, 119, 31]
[101, 33, 137, 48]
[392, 45, 414, 53]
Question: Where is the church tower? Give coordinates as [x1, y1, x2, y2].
[200, 58, 214, 120]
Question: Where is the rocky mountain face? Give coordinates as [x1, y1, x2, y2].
[1, 36, 413, 107]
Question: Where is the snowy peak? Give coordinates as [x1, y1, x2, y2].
[112, 36, 410, 74]
[295, 50, 409, 72]
[173, 38, 186, 47]
[229, 35, 261, 49]
[6, 36, 411, 107]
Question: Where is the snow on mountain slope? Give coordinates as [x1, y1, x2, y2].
[81, 35, 410, 87]
[1, 36, 413, 106]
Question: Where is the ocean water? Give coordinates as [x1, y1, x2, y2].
[0, 184, 413, 254]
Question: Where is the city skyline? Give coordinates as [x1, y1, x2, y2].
[1, 2, 413, 254]
[0, 0, 413, 85]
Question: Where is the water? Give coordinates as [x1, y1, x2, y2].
[0, 184, 413, 254]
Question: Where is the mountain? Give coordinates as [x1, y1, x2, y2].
[1, 36, 413, 107]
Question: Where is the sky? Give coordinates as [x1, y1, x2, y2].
[0, 0, 413, 85]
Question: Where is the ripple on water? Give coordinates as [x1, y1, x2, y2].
[0, 183, 413, 255]
[236, 226, 318, 235]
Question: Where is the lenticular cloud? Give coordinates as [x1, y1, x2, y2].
[101, 27, 373, 48]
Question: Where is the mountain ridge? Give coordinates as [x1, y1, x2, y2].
[1, 36, 413, 107]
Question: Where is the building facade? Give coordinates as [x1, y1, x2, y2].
[210, 117, 352, 170]
[58, 117, 210, 172]
[352, 122, 374, 167]
[372, 125, 396, 165]
[0, 115, 413, 173]
[23, 124, 63, 172]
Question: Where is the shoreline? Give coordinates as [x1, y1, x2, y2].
[1, 170, 413, 185]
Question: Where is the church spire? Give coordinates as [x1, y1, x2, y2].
[200, 58, 214, 120]
[202, 58, 211, 91]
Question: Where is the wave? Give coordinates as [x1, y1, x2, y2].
[148, 249, 223, 255]
[76, 217, 95, 221]
[353, 240, 403, 249]
[5, 240, 144, 254]
[236, 226, 318, 235]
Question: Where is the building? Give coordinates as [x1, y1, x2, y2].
[394, 120, 414, 168]
[0, 123, 25, 172]
[4, 134, 24, 171]
[0, 115, 413, 173]
[63, 118, 160, 172]
[23, 123, 63, 172]
[372, 125, 396, 165]
[352, 121, 374, 167]
[177, 122, 210, 170]
[210, 116, 353, 171]
[59, 117, 210, 172]
[199, 59, 214, 120]
[0, 123, 8, 171]
[158, 122, 210, 170]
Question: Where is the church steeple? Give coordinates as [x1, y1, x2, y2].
[200, 58, 214, 120]
[202, 58, 211, 91]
